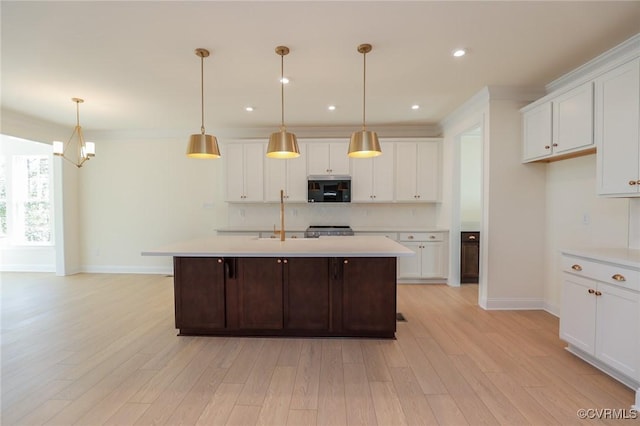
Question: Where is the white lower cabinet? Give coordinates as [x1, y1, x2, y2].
[560, 253, 640, 387]
[397, 232, 447, 279]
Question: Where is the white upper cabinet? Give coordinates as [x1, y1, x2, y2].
[350, 142, 394, 202]
[306, 140, 350, 176]
[522, 102, 553, 161]
[264, 143, 308, 202]
[395, 140, 440, 202]
[596, 58, 640, 197]
[225, 142, 265, 202]
[522, 81, 594, 163]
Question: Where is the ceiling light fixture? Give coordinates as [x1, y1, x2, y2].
[53, 98, 95, 168]
[453, 49, 466, 57]
[328, 105, 336, 111]
[411, 104, 420, 110]
[266, 46, 300, 159]
[348, 43, 382, 158]
[186, 48, 220, 159]
[280, 77, 290, 84]
[245, 106, 254, 112]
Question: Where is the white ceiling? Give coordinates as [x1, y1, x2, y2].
[2, 1, 639, 137]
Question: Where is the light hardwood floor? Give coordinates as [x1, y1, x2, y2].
[1, 272, 635, 425]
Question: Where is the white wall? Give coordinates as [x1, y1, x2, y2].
[460, 132, 482, 230]
[544, 154, 629, 314]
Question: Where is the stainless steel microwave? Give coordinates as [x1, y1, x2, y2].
[307, 176, 351, 203]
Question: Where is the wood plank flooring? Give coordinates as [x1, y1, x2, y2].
[1, 272, 635, 425]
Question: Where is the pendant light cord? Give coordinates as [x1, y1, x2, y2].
[200, 55, 205, 135]
[280, 53, 285, 131]
[76, 100, 80, 127]
[362, 50, 367, 131]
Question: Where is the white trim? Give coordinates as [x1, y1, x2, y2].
[0, 264, 55, 272]
[543, 301, 560, 318]
[547, 33, 640, 93]
[483, 297, 546, 310]
[566, 344, 640, 392]
[81, 265, 173, 275]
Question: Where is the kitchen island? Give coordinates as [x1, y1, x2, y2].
[142, 235, 413, 338]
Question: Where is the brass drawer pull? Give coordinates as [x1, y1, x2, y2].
[344, 259, 349, 264]
[595, 291, 602, 296]
[611, 274, 626, 282]
[218, 258, 223, 263]
[277, 259, 282, 263]
[283, 259, 288, 264]
[468, 235, 476, 240]
[571, 264, 582, 271]
[630, 180, 638, 186]
[588, 288, 595, 294]
[544, 145, 551, 150]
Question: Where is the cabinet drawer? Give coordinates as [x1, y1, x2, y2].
[356, 232, 398, 241]
[563, 256, 640, 292]
[399, 232, 443, 242]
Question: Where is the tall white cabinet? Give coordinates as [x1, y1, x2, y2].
[225, 142, 264, 202]
[350, 142, 394, 202]
[395, 140, 440, 202]
[264, 144, 308, 202]
[596, 58, 640, 197]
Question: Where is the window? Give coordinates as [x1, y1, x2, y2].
[13, 156, 52, 244]
[0, 135, 54, 246]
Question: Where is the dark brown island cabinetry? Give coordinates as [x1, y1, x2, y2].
[173, 256, 396, 338]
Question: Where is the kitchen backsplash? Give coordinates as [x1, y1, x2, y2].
[227, 203, 438, 229]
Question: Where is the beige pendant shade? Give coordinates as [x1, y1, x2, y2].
[267, 46, 300, 159]
[187, 48, 221, 159]
[348, 43, 382, 158]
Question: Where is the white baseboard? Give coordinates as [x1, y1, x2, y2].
[483, 297, 546, 310]
[0, 264, 55, 272]
[81, 265, 173, 275]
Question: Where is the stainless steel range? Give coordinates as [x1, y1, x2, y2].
[304, 225, 354, 238]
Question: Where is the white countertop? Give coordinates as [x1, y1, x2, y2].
[562, 247, 640, 269]
[142, 235, 415, 258]
[216, 226, 448, 234]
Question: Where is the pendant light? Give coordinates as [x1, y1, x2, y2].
[348, 43, 382, 158]
[187, 48, 221, 159]
[53, 98, 96, 168]
[267, 46, 300, 159]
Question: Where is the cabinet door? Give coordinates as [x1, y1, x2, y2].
[372, 142, 395, 202]
[595, 282, 640, 379]
[243, 143, 265, 202]
[285, 144, 308, 202]
[264, 157, 287, 202]
[415, 142, 439, 201]
[522, 102, 553, 162]
[420, 242, 445, 278]
[559, 275, 597, 354]
[596, 58, 640, 196]
[460, 234, 479, 283]
[328, 142, 350, 175]
[174, 257, 226, 330]
[307, 143, 331, 175]
[397, 241, 421, 278]
[350, 157, 374, 202]
[552, 82, 594, 154]
[342, 257, 396, 333]
[284, 257, 330, 330]
[226, 144, 246, 201]
[236, 258, 283, 329]
[395, 143, 418, 201]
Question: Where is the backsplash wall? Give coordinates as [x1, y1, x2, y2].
[226, 203, 438, 230]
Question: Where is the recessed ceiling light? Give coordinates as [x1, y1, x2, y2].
[280, 77, 290, 84]
[411, 104, 420, 110]
[245, 106, 254, 112]
[453, 49, 466, 57]
[328, 105, 336, 111]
